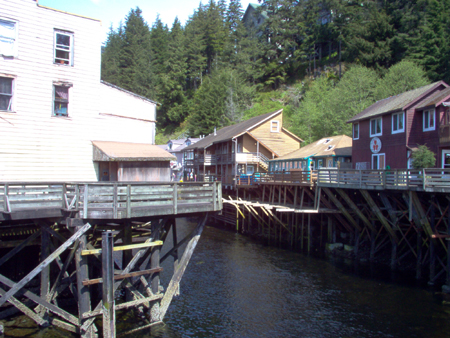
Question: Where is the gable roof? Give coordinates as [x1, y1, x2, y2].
[347, 81, 448, 123]
[184, 109, 302, 151]
[272, 135, 352, 161]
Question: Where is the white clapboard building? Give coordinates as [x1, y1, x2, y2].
[0, 0, 173, 182]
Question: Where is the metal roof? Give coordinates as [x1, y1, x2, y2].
[272, 135, 352, 160]
[92, 141, 175, 161]
[347, 82, 446, 123]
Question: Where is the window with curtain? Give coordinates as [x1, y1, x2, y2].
[54, 86, 69, 116]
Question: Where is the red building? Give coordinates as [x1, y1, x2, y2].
[348, 81, 450, 170]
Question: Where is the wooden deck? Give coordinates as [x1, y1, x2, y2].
[0, 181, 222, 221]
[316, 168, 450, 192]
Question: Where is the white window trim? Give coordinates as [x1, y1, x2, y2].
[54, 29, 74, 66]
[353, 123, 359, 140]
[52, 83, 72, 117]
[372, 153, 386, 170]
[370, 117, 382, 137]
[423, 109, 435, 131]
[0, 18, 18, 57]
[392, 112, 405, 134]
[0, 75, 15, 112]
[270, 120, 280, 132]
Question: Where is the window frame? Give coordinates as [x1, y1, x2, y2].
[0, 18, 18, 57]
[270, 120, 280, 133]
[370, 117, 382, 137]
[0, 76, 14, 112]
[392, 111, 405, 134]
[353, 123, 359, 140]
[423, 109, 435, 131]
[54, 29, 74, 66]
[53, 84, 71, 117]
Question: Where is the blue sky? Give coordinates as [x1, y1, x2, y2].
[38, 0, 255, 43]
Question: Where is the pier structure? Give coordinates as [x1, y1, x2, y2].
[221, 168, 450, 288]
[0, 181, 222, 337]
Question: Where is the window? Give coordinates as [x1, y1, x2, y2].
[317, 159, 323, 168]
[423, 109, 435, 131]
[327, 159, 333, 167]
[53, 86, 69, 116]
[0, 19, 18, 57]
[392, 112, 404, 134]
[54, 30, 73, 66]
[370, 117, 382, 136]
[271, 120, 279, 132]
[0, 77, 13, 111]
[186, 151, 194, 160]
[353, 123, 359, 140]
[372, 153, 385, 169]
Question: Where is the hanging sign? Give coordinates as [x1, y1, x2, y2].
[370, 137, 382, 153]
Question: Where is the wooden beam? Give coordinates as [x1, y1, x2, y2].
[360, 190, 398, 243]
[336, 189, 375, 232]
[322, 188, 361, 232]
[83, 268, 164, 286]
[159, 215, 207, 320]
[81, 241, 163, 256]
[0, 223, 91, 308]
[102, 231, 115, 338]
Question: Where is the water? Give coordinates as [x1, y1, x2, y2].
[6, 219, 450, 337]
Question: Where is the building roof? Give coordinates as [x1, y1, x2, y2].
[273, 135, 352, 160]
[415, 86, 450, 110]
[92, 141, 175, 161]
[184, 109, 302, 151]
[347, 81, 448, 123]
[100, 81, 159, 105]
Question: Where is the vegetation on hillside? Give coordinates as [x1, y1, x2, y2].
[101, 0, 449, 143]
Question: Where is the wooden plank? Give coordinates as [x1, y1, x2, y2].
[0, 223, 91, 308]
[81, 241, 163, 255]
[82, 267, 163, 286]
[102, 231, 115, 338]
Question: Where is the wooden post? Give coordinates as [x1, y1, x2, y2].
[327, 216, 333, 243]
[39, 227, 50, 318]
[171, 219, 180, 296]
[301, 214, 304, 250]
[416, 230, 423, 280]
[102, 231, 115, 338]
[150, 220, 161, 322]
[447, 201, 450, 287]
[429, 200, 436, 285]
[307, 214, 311, 254]
[391, 241, 397, 271]
[74, 221, 95, 338]
[370, 221, 376, 261]
[123, 222, 132, 302]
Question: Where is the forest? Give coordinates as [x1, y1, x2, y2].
[101, 0, 450, 145]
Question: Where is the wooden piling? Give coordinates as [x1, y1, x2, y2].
[102, 231, 115, 338]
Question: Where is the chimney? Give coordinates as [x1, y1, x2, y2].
[214, 127, 217, 136]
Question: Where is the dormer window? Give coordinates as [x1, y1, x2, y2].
[324, 138, 331, 144]
[326, 145, 334, 151]
[271, 120, 280, 132]
[423, 109, 435, 131]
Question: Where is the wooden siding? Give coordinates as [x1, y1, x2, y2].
[118, 162, 170, 182]
[0, 0, 156, 182]
[250, 115, 301, 156]
[352, 114, 408, 169]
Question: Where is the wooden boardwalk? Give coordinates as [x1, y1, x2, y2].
[0, 181, 222, 221]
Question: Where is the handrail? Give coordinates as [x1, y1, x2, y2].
[0, 181, 223, 218]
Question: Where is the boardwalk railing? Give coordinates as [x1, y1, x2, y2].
[0, 181, 222, 220]
[257, 170, 317, 185]
[317, 168, 450, 191]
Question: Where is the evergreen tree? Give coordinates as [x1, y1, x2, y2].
[101, 24, 124, 85]
[118, 7, 153, 99]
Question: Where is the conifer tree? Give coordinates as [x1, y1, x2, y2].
[101, 24, 124, 85]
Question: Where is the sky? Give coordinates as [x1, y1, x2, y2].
[38, 0, 255, 43]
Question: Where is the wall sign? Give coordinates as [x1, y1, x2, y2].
[370, 137, 382, 153]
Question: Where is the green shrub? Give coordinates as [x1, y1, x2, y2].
[411, 145, 436, 169]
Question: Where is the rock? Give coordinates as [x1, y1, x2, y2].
[326, 243, 343, 251]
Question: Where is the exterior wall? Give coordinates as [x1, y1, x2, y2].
[352, 113, 407, 169]
[0, 0, 156, 182]
[118, 162, 170, 182]
[250, 115, 301, 156]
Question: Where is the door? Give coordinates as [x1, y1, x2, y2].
[372, 153, 386, 169]
[442, 150, 450, 169]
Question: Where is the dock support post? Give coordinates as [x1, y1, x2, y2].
[416, 230, 423, 280]
[39, 227, 50, 318]
[370, 221, 376, 262]
[429, 199, 436, 285]
[74, 220, 95, 338]
[102, 231, 115, 338]
[307, 214, 311, 254]
[123, 222, 133, 302]
[150, 220, 161, 322]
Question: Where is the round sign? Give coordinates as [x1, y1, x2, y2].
[370, 137, 382, 153]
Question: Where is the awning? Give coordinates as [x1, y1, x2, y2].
[92, 141, 176, 162]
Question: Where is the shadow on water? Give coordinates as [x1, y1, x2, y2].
[10, 218, 450, 338]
